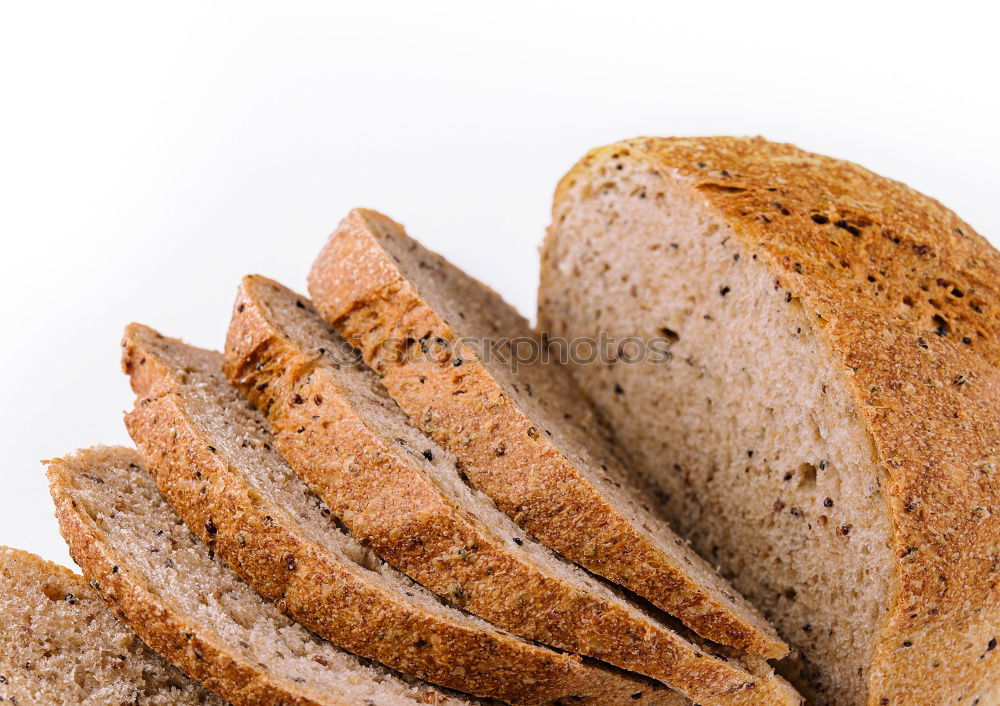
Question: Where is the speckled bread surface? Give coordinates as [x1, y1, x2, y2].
[221, 273, 787, 705]
[306, 208, 788, 663]
[0, 546, 225, 705]
[46, 446, 480, 706]
[538, 137, 1000, 705]
[121, 322, 675, 705]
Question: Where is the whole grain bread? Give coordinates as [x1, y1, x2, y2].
[306, 208, 786, 660]
[538, 137, 1000, 705]
[121, 323, 676, 705]
[0, 546, 225, 705]
[222, 274, 793, 705]
[46, 446, 479, 706]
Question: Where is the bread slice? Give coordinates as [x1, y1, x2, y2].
[224, 274, 795, 705]
[46, 446, 480, 706]
[538, 137, 1000, 705]
[122, 323, 682, 706]
[306, 208, 786, 660]
[0, 546, 224, 705]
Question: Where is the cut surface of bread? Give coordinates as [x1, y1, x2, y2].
[0, 546, 224, 705]
[306, 208, 786, 661]
[121, 323, 676, 705]
[222, 274, 790, 705]
[46, 446, 479, 706]
[538, 137, 1000, 705]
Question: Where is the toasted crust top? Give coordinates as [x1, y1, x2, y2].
[555, 137, 1000, 703]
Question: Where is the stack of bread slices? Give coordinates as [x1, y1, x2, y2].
[3, 137, 997, 706]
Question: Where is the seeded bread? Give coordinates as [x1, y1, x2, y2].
[538, 137, 1000, 705]
[0, 546, 224, 705]
[223, 274, 794, 705]
[306, 208, 786, 660]
[121, 323, 675, 705]
[46, 446, 478, 706]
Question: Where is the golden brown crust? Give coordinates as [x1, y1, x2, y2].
[553, 137, 1000, 705]
[306, 209, 788, 663]
[121, 323, 657, 705]
[46, 447, 348, 706]
[221, 274, 769, 705]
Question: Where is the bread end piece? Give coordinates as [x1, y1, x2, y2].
[541, 136, 1000, 705]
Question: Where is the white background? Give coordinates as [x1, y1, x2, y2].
[1, 1, 997, 568]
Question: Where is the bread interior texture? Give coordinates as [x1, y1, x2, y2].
[541, 160, 896, 704]
[0, 547, 221, 705]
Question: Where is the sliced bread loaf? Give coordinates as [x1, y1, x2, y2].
[306, 208, 786, 660]
[122, 323, 681, 706]
[46, 446, 480, 706]
[223, 274, 795, 705]
[0, 546, 224, 705]
[538, 137, 1000, 705]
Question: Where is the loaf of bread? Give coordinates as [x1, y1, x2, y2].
[19, 133, 985, 705]
[538, 137, 1000, 705]
[121, 322, 678, 705]
[222, 274, 794, 705]
[307, 208, 786, 661]
[46, 446, 481, 705]
[0, 546, 224, 705]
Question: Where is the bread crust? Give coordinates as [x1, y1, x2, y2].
[306, 209, 788, 663]
[46, 446, 367, 706]
[546, 137, 1000, 705]
[122, 324, 666, 705]
[222, 274, 776, 705]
